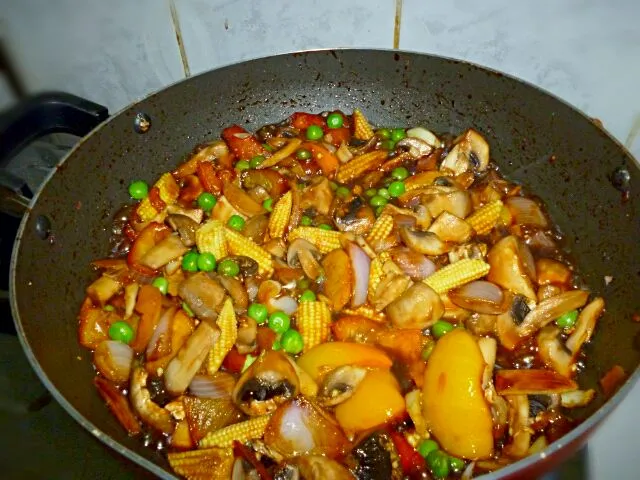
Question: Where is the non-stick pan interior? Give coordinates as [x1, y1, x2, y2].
[11, 49, 640, 477]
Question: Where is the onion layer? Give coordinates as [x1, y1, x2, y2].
[348, 242, 370, 307]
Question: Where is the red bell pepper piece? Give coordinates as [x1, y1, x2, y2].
[324, 126, 351, 147]
[221, 125, 266, 160]
[301, 142, 339, 176]
[222, 346, 247, 374]
[196, 161, 223, 195]
[94, 377, 141, 434]
[388, 429, 427, 478]
[290, 112, 326, 131]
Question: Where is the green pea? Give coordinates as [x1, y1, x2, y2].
[182, 251, 199, 272]
[197, 192, 217, 212]
[300, 215, 313, 226]
[421, 340, 435, 360]
[103, 305, 115, 312]
[369, 195, 388, 207]
[365, 188, 378, 197]
[235, 160, 250, 171]
[390, 128, 407, 142]
[329, 181, 338, 191]
[217, 258, 240, 277]
[377, 188, 390, 199]
[299, 290, 316, 302]
[227, 214, 246, 231]
[268, 311, 291, 334]
[263, 198, 273, 212]
[427, 450, 450, 479]
[417, 439, 439, 458]
[242, 355, 257, 372]
[336, 186, 351, 199]
[391, 167, 409, 180]
[381, 139, 397, 151]
[272, 339, 282, 351]
[152, 277, 169, 295]
[432, 320, 454, 339]
[128, 180, 149, 200]
[556, 309, 578, 328]
[388, 180, 406, 198]
[449, 456, 466, 473]
[326, 113, 344, 129]
[263, 143, 274, 152]
[306, 125, 324, 140]
[318, 223, 333, 231]
[376, 128, 392, 140]
[181, 302, 195, 317]
[248, 303, 268, 324]
[281, 329, 304, 354]
[197, 252, 217, 272]
[297, 278, 311, 290]
[375, 205, 385, 217]
[249, 155, 265, 169]
[296, 148, 312, 160]
[109, 321, 134, 344]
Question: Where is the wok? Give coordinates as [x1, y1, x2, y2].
[4, 49, 640, 479]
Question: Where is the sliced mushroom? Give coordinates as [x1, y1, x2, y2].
[440, 129, 489, 175]
[386, 282, 444, 329]
[428, 211, 473, 244]
[396, 136, 433, 158]
[223, 181, 265, 217]
[518, 290, 589, 339]
[214, 273, 249, 313]
[495, 369, 577, 395]
[399, 227, 450, 255]
[242, 214, 269, 243]
[334, 198, 376, 235]
[502, 395, 530, 459]
[236, 316, 258, 355]
[166, 205, 204, 224]
[388, 247, 436, 280]
[284, 455, 354, 480]
[178, 272, 228, 322]
[287, 238, 323, 280]
[140, 234, 190, 270]
[317, 366, 367, 406]
[422, 189, 472, 219]
[406, 126, 441, 148]
[232, 351, 300, 416]
[448, 242, 487, 263]
[449, 281, 507, 315]
[167, 214, 199, 246]
[487, 236, 537, 301]
[228, 255, 260, 277]
[300, 176, 335, 216]
[372, 273, 412, 311]
[165, 320, 219, 396]
[566, 297, 604, 355]
[537, 326, 574, 377]
[129, 366, 174, 434]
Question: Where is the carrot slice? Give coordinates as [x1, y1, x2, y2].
[94, 377, 141, 434]
[291, 112, 325, 131]
[196, 161, 223, 195]
[303, 142, 339, 175]
[221, 125, 266, 160]
[131, 284, 163, 353]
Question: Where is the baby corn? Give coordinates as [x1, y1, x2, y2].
[466, 200, 503, 235]
[335, 150, 387, 183]
[224, 227, 273, 276]
[288, 226, 343, 254]
[353, 109, 375, 140]
[196, 219, 228, 261]
[296, 300, 332, 352]
[207, 298, 237, 374]
[268, 191, 293, 240]
[423, 258, 490, 294]
[199, 415, 272, 449]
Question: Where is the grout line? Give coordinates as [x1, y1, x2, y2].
[169, 0, 191, 78]
[624, 113, 640, 151]
[393, 0, 403, 49]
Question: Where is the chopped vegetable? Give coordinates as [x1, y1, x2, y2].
[391, 167, 409, 180]
[217, 259, 240, 277]
[556, 309, 578, 328]
[326, 112, 344, 129]
[196, 252, 216, 272]
[128, 180, 148, 199]
[248, 303, 268, 324]
[108, 321, 134, 344]
[417, 439, 439, 458]
[151, 277, 169, 295]
[299, 289, 316, 302]
[432, 320, 454, 338]
[181, 251, 199, 272]
[197, 192, 217, 212]
[268, 311, 291, 334]
[280, 328, 304, 354]
[227, 214, 245, 231]
[306, 125, 324, 140]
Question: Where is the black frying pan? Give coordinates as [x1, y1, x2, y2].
[4, 49, 640, 479]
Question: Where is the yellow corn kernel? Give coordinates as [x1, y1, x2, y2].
[342, 304, 387, 322]
[167, 447, 233, 479]
[353, 109, 375, 141]
[288, 226, 343, 254]
[335, 150, 388, 184]
[367, 252, 390, 302]
[207, 298, 237, 374]
[268, 190, 292, 240]
[196, 219, 228, 261]
[404, 171, 445, 192]
[296, 300, 332, 352]
[423, 258, 490, 294]
[199, 415, 271, 449]
[224, 227, 273, 276]
[499, 205, 513, 226]
[366, 214, 394, 249]
[136, 173, 180, 223]
[466, 200, 503, 235]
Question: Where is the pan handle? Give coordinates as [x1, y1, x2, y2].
[0, 92, 109, 163]
[0, 92, 108, 216]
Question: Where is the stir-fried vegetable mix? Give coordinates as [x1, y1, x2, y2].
[80, 109, 607, 479]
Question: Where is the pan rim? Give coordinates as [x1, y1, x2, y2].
[9, 47, 640, 479]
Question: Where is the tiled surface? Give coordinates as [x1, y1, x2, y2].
[0, 0, 185, 113]
[400, 0, 640, 160]
[172, 0, 396, 75]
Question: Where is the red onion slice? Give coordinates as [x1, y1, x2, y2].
[505, 196, 548, 227]
[449, 281, 506, 315]
[146, 307, 175, 357]
[269, 295, 298, 315]
[94, 340, 134, 384]
[348, 242, 370, 307]
[189, 373, 236, 399]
